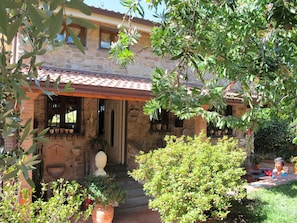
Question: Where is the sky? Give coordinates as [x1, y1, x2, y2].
[84, 0, 159, 21]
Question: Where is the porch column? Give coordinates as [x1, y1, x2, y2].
[194, 105, 208, 135]
[19, 92, 40, 191]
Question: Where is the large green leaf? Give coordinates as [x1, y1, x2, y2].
[66, 26, 85, 53]
[3, 169, 19, 181]
[7, 15, 23, 44]
[0, 1, 8, 34]
[65, 0, 91, 15]
[27, 4, 43, 31]
[50, 0, 66, 10]
[69, 16, 96, 29]
[48, 8, 63, 39]
[19, 119, 32, 145]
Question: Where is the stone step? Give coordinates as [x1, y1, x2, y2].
[115, 195, 149, 214]
[107, 164, 150, 215]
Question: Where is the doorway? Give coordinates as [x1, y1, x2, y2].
[103, 100, 126, 164]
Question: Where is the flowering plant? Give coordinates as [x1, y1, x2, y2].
[83, 174, 126, 207]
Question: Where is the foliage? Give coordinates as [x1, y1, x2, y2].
[0, 178, 90, 223]
[254, 120, 297, 161]
[83, 174, 126, 207]
[290, 156, 297, 167]
[245, 181, 297, 223]
[0, 0, 95, 184]
[111, 0, 297, 138]
[251, 153, 264, 165]
[129, 133, 247, 223]
[223, 181, 297, 223]
[87, 134, 109, 153]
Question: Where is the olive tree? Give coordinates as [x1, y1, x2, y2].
[0, 0, 95, 186]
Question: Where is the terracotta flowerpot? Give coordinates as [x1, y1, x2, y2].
[92, 204, 114, 223]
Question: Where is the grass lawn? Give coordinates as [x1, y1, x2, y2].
[221, 181, 297, 223]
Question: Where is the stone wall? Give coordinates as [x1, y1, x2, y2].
[36, 22, 176, 78]
[34, 96, 247, 179]
[34, 95, 99, 183]
[126, 101, 196, 170]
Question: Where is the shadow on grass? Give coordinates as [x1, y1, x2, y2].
[219, 198, 268, 223]
[219, 181, 297, 223]
[267, 181, 297, 198]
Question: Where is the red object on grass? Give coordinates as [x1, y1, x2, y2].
[264, 169, 272, 176]
[85, 197, 94, 208]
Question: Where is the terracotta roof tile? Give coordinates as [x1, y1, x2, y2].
[38, 67, 152, 92]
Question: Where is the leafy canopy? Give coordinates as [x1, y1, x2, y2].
[0, 0, 95, 185]
[111, 0, 297, 132]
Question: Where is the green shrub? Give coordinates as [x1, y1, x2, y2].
[83, 174, 126, 207]
[130, 133, 247, 223]
[254, 120, 297, 161]
[0, 178, 90, 223]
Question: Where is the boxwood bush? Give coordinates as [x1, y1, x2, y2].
[130, 133, 247, 223]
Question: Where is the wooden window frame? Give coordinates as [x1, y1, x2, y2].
[99, 27, 118, 49]
[56, 23, 87, 47]
[46, 96, 82, 134]
[207, 105, 233, 138]
[150, 109, 170, 132]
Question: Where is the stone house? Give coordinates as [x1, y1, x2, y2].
[13, 6, 247, 186]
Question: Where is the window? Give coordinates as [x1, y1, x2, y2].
[99, 27, 118, 49]
[47, 96, 82, 133]
[150, 109, 170, 131]
[56, 24, 87, 46]
[207, 105, 233, 137]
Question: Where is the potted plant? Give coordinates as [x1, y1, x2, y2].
[290, 156, 297, 173]
[83, 174, 126, 223]
[88, 134, 109, 152]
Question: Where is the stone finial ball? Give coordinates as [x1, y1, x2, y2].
[95, 151, 107, 169]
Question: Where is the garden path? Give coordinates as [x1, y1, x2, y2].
[245, 173, 297, 193]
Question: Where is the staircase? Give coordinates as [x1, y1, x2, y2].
[105, 164, 150, 215]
